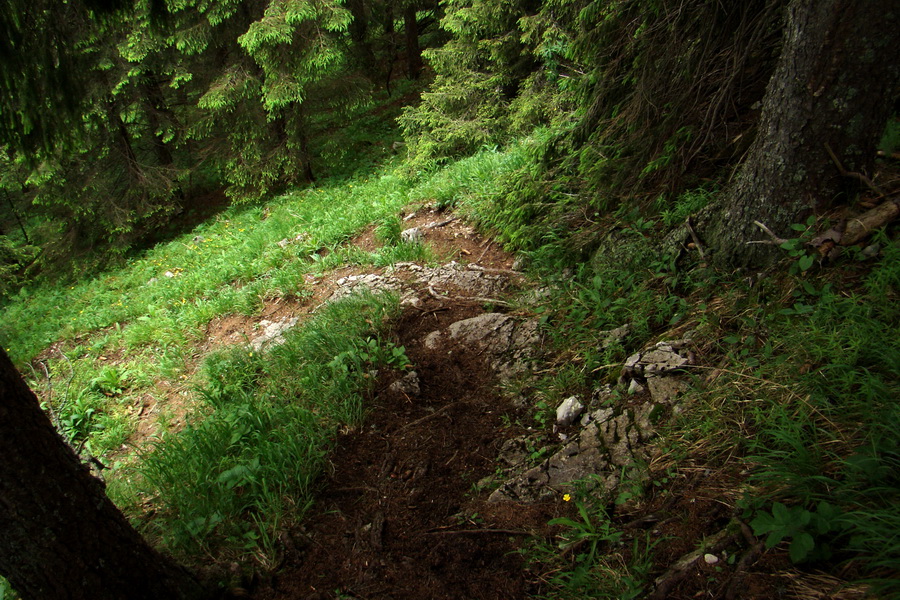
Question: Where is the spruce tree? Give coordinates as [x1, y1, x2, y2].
[398, 0, 541, 171]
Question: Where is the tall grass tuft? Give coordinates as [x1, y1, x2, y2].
[120, 293, 406, 567]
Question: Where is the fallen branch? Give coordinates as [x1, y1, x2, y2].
[825, 142, 885, 196]
[685, 216, 707, 260]
[839, 197, 900, 246]
[398, 403, 456, 432]
[476, 241, 493, 264]
[426, 285, 511, 307]
[466, 265, 521, 275]
[746, 221, 789, 246]
[724, 520, 766, 600]
[647, 519, 740, 600]
[427, 217, 458, 228]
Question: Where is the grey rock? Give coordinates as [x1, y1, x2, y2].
[622, 339, 692, 379]
[556, 396, 584, 427]
[388, 371, 420, 396]
[640, 348, 689, 375]
[250, 317, 299, 351]
[590, 407, 615, 425]
[490, 402, 658, 503]
[423, 331, 443, 350]
[330, 273, 402, 301]
[497, 436, 531, 467]
[597, 324, 631, 351]
[862, 243, 881, 258]
[446, 313, 541, 380]
[401, 227, 423, 244]
[400, 294, 423, 309]
[646, 375, 688, 404]
[422, 261, 512, 298]
[628, 379, 645, 395]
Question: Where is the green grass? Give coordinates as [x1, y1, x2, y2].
[109, 292, 407, 567]
[526, 481, 658, 599]
[1, 169, 419, 457]
[1, 140, 531, 571]
[4, 171, 410, 360]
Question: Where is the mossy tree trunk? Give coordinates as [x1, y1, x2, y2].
[0, 349, 206, 600]
[704, 0, 900, 268]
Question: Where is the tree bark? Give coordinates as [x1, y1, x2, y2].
[0, 349, 206, 600]
[347, 0, 377, 77]
[704, 0, 900, 268]
[404, 3, 422, 80]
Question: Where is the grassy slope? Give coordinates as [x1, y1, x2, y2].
[1, 134, 898, 595]
[0, 141, 530, 572]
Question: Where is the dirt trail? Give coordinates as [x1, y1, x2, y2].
[256, 299, 556, 599]
[246, 211, 559, 599]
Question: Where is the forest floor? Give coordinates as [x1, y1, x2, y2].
[206, 210, 799, 600]
[243, 211, 560, 598]
[23, 201, 867, 600]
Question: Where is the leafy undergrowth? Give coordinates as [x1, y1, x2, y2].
[515, 230, 900, 598]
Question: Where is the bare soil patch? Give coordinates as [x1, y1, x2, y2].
[255, 296, 559, 599]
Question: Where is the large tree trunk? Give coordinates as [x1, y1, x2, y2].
[0, 349, 206, 600]
[404, 3, 422, 80]
[704, 0, 900, 268]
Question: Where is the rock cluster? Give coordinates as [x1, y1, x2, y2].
[487, 334, 694, 503]
[329, 261, 516, 305]
[250, 317, 300, 351]
[424, 313, 541, 381]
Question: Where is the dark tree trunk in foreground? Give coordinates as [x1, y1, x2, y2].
[0, 349, 205, 600]
[705, 0, 900, 267]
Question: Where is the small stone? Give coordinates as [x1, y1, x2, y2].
[192, 235, 204, 243]
[624, 352, 642, 372]
[628, 379, 645, 395]
[388, 371, 420, 396]
[277, 238, 290, 248]
[556, 396, 584, 427]
[401, 227, 423, 244]
[862, 243, 881, 258]
[164, 271, 175, 278]
[423, 331, 443, 350]
[147, 277, 158, 285]
[597, 324, 631, 351]
[400, 294, 423, 309]
[704, 553, 719, 565]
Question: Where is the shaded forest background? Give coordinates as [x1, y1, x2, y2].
[3, 0, 863, 285]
